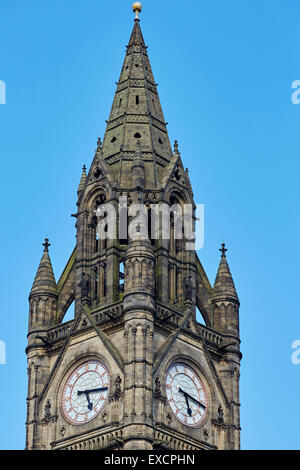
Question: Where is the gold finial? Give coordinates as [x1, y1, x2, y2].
[132, 2, 142, 20]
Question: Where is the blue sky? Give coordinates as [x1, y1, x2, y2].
[0, 0, 299, 450]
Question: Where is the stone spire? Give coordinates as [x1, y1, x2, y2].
[30, 239, 57, 299]
[77, 165, 87, 195]
[100, 8, 172, 189]
[131, 139, 145, 188]
[212, 244, 239, 305]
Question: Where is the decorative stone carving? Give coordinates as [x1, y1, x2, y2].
[153, 376, 162, 399]
[217, 405, 225, 424]
[78, 273, 90, 300]
[183, 275, 193, 302]
[41, 400, 57, 425]
[102, 411, 108, 423]
[43, 400, 52, 423]
[166, 412, 172, 425]
[112, 376, 122, 401]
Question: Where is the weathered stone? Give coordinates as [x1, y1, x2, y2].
[25, 11, 241, 452]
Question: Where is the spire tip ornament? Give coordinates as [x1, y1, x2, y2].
[42, 238, 51, 252]
[132, 2, 142, 20]
[219, 243, 227, 258]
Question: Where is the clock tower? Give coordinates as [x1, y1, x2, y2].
[26, 4, 241, 450]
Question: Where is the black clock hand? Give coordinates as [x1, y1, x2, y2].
[77, 387, 108, 396]
[179, 388, 192, 415]
[178, 388, 206, 410]
[84, 387, 108, 394]
[185, 392, 206, 409]
[85, 393, 93, 411]
[184, 394, 192, 416]
[77, 387, 108, 411]
[76, 390, 94, 411]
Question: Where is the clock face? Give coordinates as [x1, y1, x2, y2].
[61, 360, 110, 425]
[166, 363, 207, 427]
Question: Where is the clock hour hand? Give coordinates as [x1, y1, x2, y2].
[178, 388, 206, 410]
[77, 387, 108, 411]
[76, 390, 94, 411]
[184, 394, 192, 416]
[85, 393, 93, 411]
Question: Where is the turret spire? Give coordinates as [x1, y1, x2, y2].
[30, 239, 57, 299]
[211, 244, 240, 337]
[212, 244, 239, 305]
[77, 165, 87, 195]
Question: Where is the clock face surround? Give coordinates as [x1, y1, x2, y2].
[61, 360, 110, 425]
[166, 362, 207, 427]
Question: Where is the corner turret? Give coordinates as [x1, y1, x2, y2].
[29, 239, 57, 332]
[212, 243, 240, 337]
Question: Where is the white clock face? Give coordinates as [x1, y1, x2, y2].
[166, 363, 207, 427]
[62, 360, 110, 425]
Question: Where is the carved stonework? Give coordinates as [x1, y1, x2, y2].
[43, 400, 52, 423]
[183, 275, 193, 302]
[102, 411, 108, 424]
[153, 376, 162, 399]
[41, 400, 57, 426]
[166, 412, 172, 425]
[26, 10, 241, 452]
[109, 376, 122, 403]
[217, 405, 224, 424]
[78, 272, 90, 301]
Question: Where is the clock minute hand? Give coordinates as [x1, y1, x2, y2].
[185, 392, 206, 409]
[77, 387, 108, 396]
[179, 388, 206, 409]
[84, 387, 108, 394]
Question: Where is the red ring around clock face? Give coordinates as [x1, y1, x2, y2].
[61, 360, 110, 425]
[166, 363, 207, 427]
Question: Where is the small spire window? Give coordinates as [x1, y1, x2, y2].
[136, 95, 140, 105]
